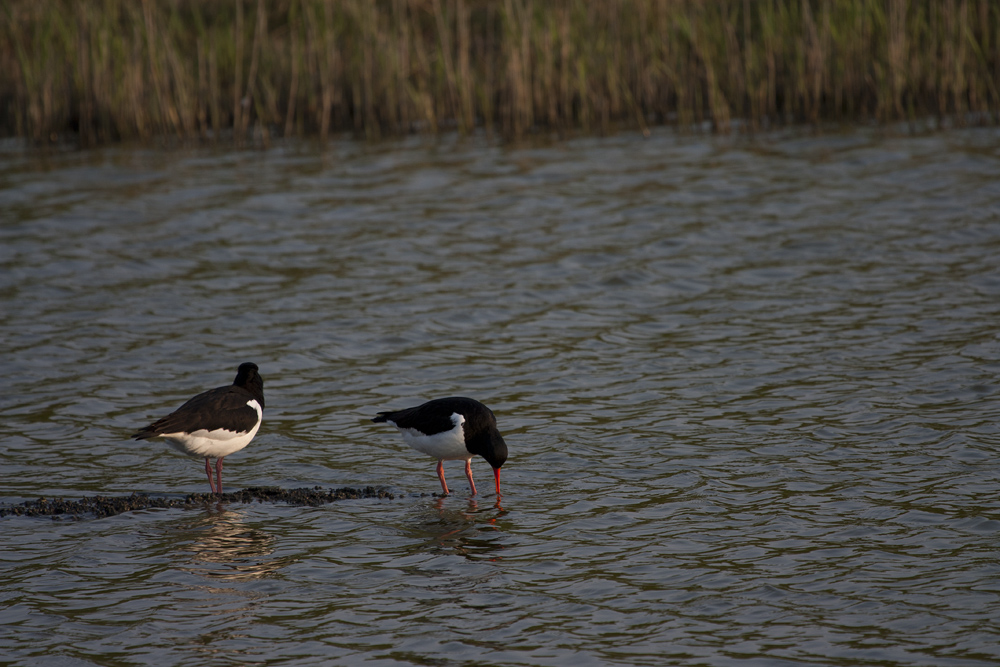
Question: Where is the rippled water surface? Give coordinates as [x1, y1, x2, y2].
[2, 128, 1000, 666]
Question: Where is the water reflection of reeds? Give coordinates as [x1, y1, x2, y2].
[3, 0, 997, 146]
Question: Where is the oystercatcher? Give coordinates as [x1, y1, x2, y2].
[132, 362, 264, 495]
[372, 396, 508, 496]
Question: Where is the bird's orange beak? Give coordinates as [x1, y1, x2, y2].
[493, 466, 502, 497]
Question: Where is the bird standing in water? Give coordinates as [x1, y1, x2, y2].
[372, 396, 507, 496]
[133, 363, 264, 495]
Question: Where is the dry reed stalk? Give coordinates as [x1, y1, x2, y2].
[887, 0, 906, 118]
[284, 0, 300, 137]
[361, 0, 378, 138]
[130, 12, 148, 139]
[239, 0, 266, 140]
[233, 0, 245, 140]
[407, 0, 436, 131]
[310, 0, 330, 141]
[558, 6, 571, 126]
[76, 7, 94, 146]
[481, 2, 497, 133]
[955, 0, 969, 119]
[800, 0, 820, 122]
[197, 38, 209, 137]
[502, 0, 533, 137]
[456, 0, 474, 132]
[391, 0, 410, 132]
[432, 0, 459, 128]
[210, 28, 221, 138]
[539, 10, 556, 128]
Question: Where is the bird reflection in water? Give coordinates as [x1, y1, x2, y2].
[403, 496, 508, 562]
[174, 506, 287, 581]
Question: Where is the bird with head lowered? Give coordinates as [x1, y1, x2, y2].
[372, 396, 508, 497]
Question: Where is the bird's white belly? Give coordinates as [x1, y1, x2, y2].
[393, 416, 470, 461]
[163, 400, 262, 459]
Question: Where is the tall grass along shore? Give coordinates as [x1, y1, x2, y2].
[2, 0, 998, 145]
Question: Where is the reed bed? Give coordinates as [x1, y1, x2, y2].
[2, 0, 998, 145]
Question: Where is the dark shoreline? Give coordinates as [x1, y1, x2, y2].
[0, 486, 397, 520]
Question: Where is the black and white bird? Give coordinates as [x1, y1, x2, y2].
[372, 396, 508, 496]
[132, 363, 264, 495]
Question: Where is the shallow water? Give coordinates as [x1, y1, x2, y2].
[2, 127, 1000, 666]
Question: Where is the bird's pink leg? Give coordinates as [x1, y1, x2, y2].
[215, 457, 224, 496]
[436, 460, 450, 495]
[465, 459, 478, 496]
[204, 458, 217, 494]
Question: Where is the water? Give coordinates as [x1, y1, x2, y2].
[2, 127, 1000, 666]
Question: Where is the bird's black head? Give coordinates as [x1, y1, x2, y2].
[234, 362, 264, 407]
[482, 429, 508, 470]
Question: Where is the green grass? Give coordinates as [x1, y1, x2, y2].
[1, 0, 998, 145]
